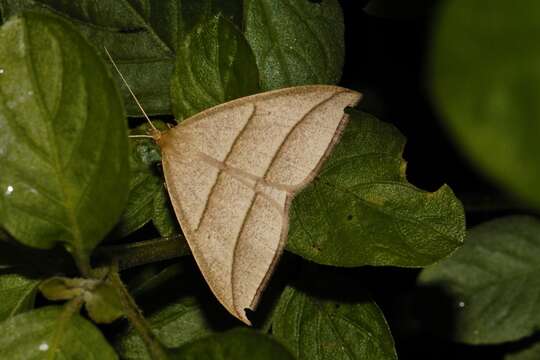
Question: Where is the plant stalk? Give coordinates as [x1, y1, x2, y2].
[95, 234, 189, 270]
[109, 266, 169, 360]
[73, 250, 92, 277]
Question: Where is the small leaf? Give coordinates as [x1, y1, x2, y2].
[288, 111, 465, 267]
[40, 276, 124, 324]
[0, 0, 241, 115]
[171, 14, 260, 121]
[116, 167, 161, 237]
[116, 126, 164, 237]
[0, 271, 40, 321]
[418, 216, 540, 344]
[84, 282, 124, 324]
[0, 13, 129, 265]
[39, 277, 84, 301]
[273, 285, 397, 360]
[431, 0, 540, 207]
[244, 0, 345, 90]
[152, 184, 181, 237]
[170, 328, 295, 360]
[0, 306, 118, 359]
[116, 296, 215, 360]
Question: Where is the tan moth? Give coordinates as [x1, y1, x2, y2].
[105, 49, 361, 324]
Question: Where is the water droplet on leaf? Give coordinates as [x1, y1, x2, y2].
[38, 343, 49, 351]
[5, 185, 14, 196]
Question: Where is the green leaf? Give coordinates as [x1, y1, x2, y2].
[418, 216, 540, 344]
[0, 0, 241, 115]
[39, 276, 124, 324]
[116, 127, 163, 237]
[431, 0, 540, 207]
[39, 277, 84, 300]
[171, 14, 260, 121]
[273, 285, 397, 360]
[0, 305, 118, 359]
[0, 271, 40, 321]
[116, 296, 215, 360]
[244, 0, 344, 90]
[0, 13, 129, 266]
[84, 282, 124, 324]
[170, 328, 295, 360]
[287, 111, 465, 267]
[115, 162, 161, 237]
[152, 184, 181, 237]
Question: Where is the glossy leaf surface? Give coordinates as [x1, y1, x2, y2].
[171, 14, 259, 121]
[0, 272, 39, 320]
[273, 285, 397, 360]
[0, 13, 129, 264]
[244, 0, 344, 90]
[287, 111, 465, 267]
[419, 216, 540, 344]
[0, 0, 242, 115]
[0, 306, 118, 359]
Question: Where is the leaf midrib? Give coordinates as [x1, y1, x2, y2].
[258, 0, 292, 84]
[319, 181, 460, 247]
[448, 254, 540, 295]
[21, 18, 84, 256]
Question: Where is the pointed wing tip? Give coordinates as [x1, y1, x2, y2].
[343, 88, 363, 105]
[234, 308, 253, 326]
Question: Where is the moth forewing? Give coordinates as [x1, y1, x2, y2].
[105, 46, 361, 325]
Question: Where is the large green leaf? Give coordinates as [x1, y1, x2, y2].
[171, 14, 260, 121]
[0, 0, 242, 115]
[244, 0, 344, 90]
[418, 216, 540, 344]
[116, 296, 215, 360]
[287, 111, 465, 267]
[0, 13, 129, 268]
[0, 305, 118, 359]
[0, 271, 40, 321]
[273, 285, 397, 360]
[431, 0, 540, 207]
[170, 328, 294, 360]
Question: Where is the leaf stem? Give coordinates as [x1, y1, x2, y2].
[48, 296, 84, 360]
[109, 266, 169, 360]
[73, 250, 92, 277]
[95, 234, 189, 270]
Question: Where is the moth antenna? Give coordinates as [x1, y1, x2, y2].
[128, 135, 155, 139]
[103, 47, 159, 134]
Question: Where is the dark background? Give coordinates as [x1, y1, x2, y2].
[338, 1, 531, 359]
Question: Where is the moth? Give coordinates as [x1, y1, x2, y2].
[106, 49, 361, 324]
